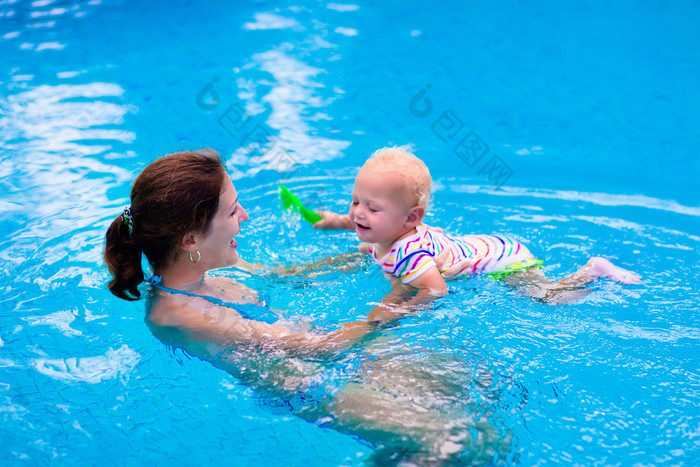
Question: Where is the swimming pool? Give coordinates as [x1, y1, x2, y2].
[1, 0, 698, 464]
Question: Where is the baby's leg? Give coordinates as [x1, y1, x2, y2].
[499, 267, 591, 304]
[500, 257, 640, 305]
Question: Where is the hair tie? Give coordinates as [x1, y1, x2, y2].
[121, 207, 134, 236]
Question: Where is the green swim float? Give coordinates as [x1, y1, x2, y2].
[278, 185, 322, 225]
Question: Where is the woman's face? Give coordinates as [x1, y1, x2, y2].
[195, 177, 249, 269]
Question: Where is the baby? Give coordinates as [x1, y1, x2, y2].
[315, 146, 640, 318]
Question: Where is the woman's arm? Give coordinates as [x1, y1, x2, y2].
[171, 300, 374, 354]
[233, 258, 268, 275]
[272, 251, 366, 277]
[234, 252, 365, 278]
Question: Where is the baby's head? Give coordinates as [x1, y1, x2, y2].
[362, 146, 432, 210]
[350, 146, 432, 244]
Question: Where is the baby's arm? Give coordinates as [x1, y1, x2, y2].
[367, 266, 448, 323]
[408, 267, 449, 296]
[313, 211, 355, 230]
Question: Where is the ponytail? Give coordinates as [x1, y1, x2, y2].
[104, 214, 144, 300]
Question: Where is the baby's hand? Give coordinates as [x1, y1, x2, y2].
[433, 248, 451, 271]
[442, 257, 476, 278]
[313, 211, 354, 230]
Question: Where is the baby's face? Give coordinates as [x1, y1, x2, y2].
[349, 166, 414, 245]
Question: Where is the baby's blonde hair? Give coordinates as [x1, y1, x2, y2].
[363, 145, 432, 209]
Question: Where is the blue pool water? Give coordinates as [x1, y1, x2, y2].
[1, 0, 699, 464]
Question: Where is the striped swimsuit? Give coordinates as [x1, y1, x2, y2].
[367, 223, 542, 284]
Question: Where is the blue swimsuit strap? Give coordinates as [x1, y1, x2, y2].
[145, 276, 278, 324]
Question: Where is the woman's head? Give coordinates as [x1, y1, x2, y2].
[104, 149, 237, 300]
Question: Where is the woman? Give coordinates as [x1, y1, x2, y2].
[104, 149, 511, 464]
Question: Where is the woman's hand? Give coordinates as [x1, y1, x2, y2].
[366, 268, 448, 324]
[313, 211, 355, 230]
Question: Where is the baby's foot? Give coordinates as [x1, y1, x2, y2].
[587, 257, 641, 284]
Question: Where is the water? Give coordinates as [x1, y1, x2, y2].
[1, 0, 699, 464]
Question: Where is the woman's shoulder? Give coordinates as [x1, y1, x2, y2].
[147, 292, 211, 329]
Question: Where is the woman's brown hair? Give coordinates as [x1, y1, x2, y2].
[104, 149, 227, 300]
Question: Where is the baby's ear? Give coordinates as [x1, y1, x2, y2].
[405, 205, 426, 227]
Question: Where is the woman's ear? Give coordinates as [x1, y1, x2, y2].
[405, 205, 425, 228]
[181, 232, 198, 252]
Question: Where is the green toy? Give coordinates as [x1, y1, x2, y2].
[278, 185, 323, 224]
